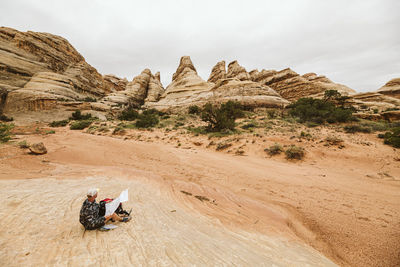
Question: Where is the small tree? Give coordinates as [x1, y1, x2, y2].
[201, 101, 244, 132]
[0, 123, 13, 143]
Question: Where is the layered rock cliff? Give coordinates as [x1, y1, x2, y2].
[0, 27, 110, 112]
[250, 68, 356, 101]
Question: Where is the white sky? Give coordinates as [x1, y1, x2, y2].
[1, 0, 399, 92]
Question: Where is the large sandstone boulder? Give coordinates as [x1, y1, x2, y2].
[0, 27, 110, 112]
[378, 78, 400, 99]
[29, 142, 47, 155]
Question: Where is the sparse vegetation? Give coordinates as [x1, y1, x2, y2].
[135, 111, 159, 128]
[70, 110, 93, 121]
[325, 136, 344, 146]
[70, 120, 93, 130]
[344, 124, 372, 133]
[201, 101, 244, 132]
[383, 127, 400, 148]
[49, 120, 69, 127]
[288, 97, 353, 124]
[0, 123, 13, 143]
[265, 143, 283, 155]
[188, 105, 201, 115]
[18, 140, 29, 148]
[118, 108, 139, 121]
[81, 97, 97, 102]
[285, 145, 305, 160]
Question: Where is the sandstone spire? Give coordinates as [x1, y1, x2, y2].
[207, 61, 226, 83]
[227, 60, 251, 81]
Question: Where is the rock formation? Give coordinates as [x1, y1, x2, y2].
[147, 57, 289, 111]
[226, 61, 251, 81]
[103, 74, 128, 92]
[29, 142, 47, 155]
[251, 68, 356, 101]
[0, 27, 110, 113]
[207, 61, 227, 83]
[100, 69, 164, 109]
[377, 78, 400, 99]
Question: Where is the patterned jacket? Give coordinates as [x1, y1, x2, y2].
[79, 199, 105, 230]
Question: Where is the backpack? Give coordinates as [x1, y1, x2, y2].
[99, 198, 131, 217]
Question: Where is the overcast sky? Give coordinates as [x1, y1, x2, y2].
[1, 0, 399, 92]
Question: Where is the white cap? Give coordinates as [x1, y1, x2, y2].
[87, 188, 98, 197]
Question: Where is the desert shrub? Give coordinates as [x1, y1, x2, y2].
[373, 109, 379, 114]
[142, 108, 165, 116]
[18, 140, 29, 148]
[265, 143, 283, 155]
[344, 124, 372, 133]
[383, 127, 400, 148]
[285, 145, 305, 160]
[0, 114, 13, 122]
[0, 123, 13, 143]
[135, 113, 159, 128]
[45, 130, 55, 134]
[49, 120, 69, 127]
[201, 101, 244, 132]
[267, 109, 277, 119]
[288, 98, 353, 124]
[325, 136, 343, 145]
[70, 120, 92, 130]
[118, 108, 139, 121]
[188, 105, 201, 114]
[300, 131, 312, 139]
[241, 122, 257, 129]
[324, 89, 342, 101]
[81, 97, 97, 102]
[70, 110, 92, 121]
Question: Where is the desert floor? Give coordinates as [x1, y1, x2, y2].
[0, 126, 399, 266]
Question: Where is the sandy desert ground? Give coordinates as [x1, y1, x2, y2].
[0, 126, 399, 266]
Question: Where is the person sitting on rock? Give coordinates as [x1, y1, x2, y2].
[79, 188, 130, 230]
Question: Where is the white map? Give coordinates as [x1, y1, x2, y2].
[105, 189, 128, 216]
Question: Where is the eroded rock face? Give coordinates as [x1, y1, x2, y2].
[103, 74, 128, 92]
[227, 61, 251, 81]
[147, 57, 289, 111]
[378, 78, 400, 99]
[208, 61, 227, 83]
[0, 27, 109, 112]
[348, 92, 400, 112]
[254, 68, 356, 101]
[100, 69, 164, 109]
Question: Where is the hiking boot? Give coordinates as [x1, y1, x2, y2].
[122, 216, 131, 222]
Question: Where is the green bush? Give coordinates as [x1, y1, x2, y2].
[201, 101, 244, 132]
[383, 127, 400, 148]
[18, 140, 29, 148]
[118, 108, 139, 121]
[344, 124, 372, 133]
[288, 97, 353, 124]
[81, 97, 97, 102]
[49, 120, 69, 127]
[142, 108, 165, 116]
[0, 123, 13, 143]
[188, 105, 201, 114]
[70, 120, 93, 130]
[285, 145, 305, 160]
[135, 113, 159, 128]
[70, 110, 92, 121]
[265, 143, 283, 155]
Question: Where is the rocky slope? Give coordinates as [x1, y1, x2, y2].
[0, 27, 110, 113]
